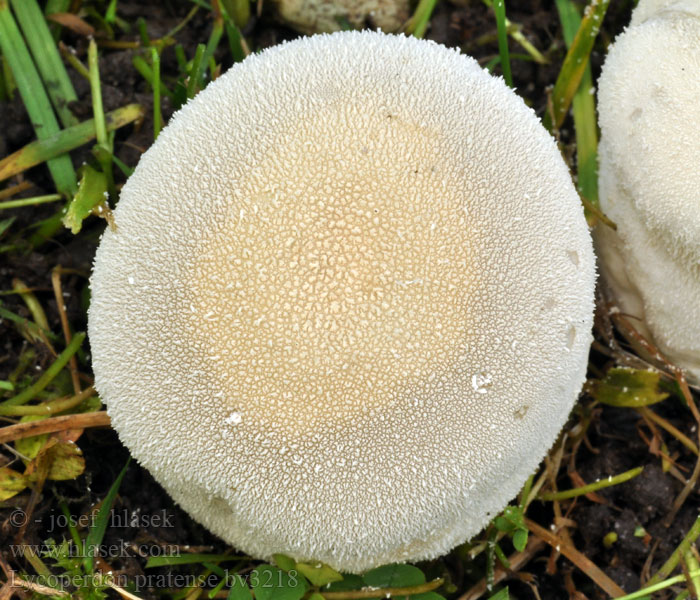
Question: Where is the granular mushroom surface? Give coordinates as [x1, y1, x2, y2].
[89, 31, 595, 572]
[595, 0, 700, 380]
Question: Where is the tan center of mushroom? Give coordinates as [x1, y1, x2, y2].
[190, 105, 476, 432]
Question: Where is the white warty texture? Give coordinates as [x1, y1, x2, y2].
[89, 31, 595, 572]
[595, 0, 700, 380]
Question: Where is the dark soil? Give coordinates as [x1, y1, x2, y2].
[1, 1, 697, 599]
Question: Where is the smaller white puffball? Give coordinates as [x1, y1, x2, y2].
[595, 0, 700, 380]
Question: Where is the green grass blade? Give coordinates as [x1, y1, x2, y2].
[132, 54, 175, 100]
[63, 165, 108, 233]
[1, 53, 15, 99]
[0, 55, 9, 100]
[10, 0, 79, 128]
[224, 22, 247, 63]
[404, 0, 438, 39]
[44, 0, 70, 40]
[555, 0, 599, 214]
[493, 0, 513, 87]
[2, 332, 85, 407]
[220, 0, 249, 27]
[187, 43, 206, 99]
[0, 194, 62, 210]
[146, 553, 246, 568]
[0, 0, 76, 196]
[544, 0, 609, 131]
[0, 104, 144, 183]
[44, 0, 70, 16]
[0, 303, 60, 343]
[83, 458, 130, 574]
[88, 39, 117, 200]
[203, 19, 224, 71]
[88, 40, 107, 146]
[59, 501, 83, 549]
[151, 48, 162, 139]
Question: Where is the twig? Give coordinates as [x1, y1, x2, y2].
[51, 266, 81, 396]
[457, 537, 546, 600]
[524, 518, 626, 597]
[645, 513, 700, 587]
[538, 466, 644, 501]
[637, 406, 698, 456]
[323, 579, 444, 600]
[0, 411, 110, 444]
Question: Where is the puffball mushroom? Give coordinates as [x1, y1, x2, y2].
[89, 31, 595, 573]
[595, 0, 700, 380]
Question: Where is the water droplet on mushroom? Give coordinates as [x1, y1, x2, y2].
[471, 372, 493, 394]
[225, 411, 242, 425]
[567, 250, 579, 267]
[566, 325, 576, 351]
[513, 405, 529, 420]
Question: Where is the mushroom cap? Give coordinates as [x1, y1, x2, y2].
[595, 2, 700, 378]
[630, 0, 700, 26]
[89, 31, 595, 572]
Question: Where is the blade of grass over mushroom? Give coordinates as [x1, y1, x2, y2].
[0, 104, 144, 183]
[404, 0, 438, 39]
[2, 332, 85, 407]
[555, 0, 599, 214]
[10, 0, 78, 128]
[544, 0, 609, 132]
[0, 0, 76, 197]
[83, 458, 130, 574]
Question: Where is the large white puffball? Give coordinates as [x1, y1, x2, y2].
[90, 31, 595, 572]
